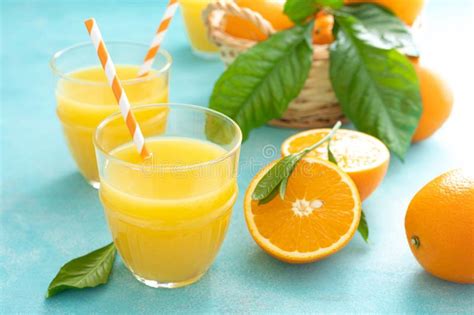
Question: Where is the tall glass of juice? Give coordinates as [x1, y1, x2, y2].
[94, 104, 241, 288]
[178, 0, 219, 58]
[50, 42, 172, 188]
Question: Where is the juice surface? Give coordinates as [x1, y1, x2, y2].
[179, 0, 219, 53]
[100, 137, 237, 285]
[56, 65, 168, 184]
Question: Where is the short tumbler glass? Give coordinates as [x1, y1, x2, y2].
[178, 0, 220, 58]
[94, 104, 241, 288]
[50, 41, 172, 188]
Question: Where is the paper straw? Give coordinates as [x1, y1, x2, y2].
[137, 0, 178, 77]
[84, 18, 150, 159]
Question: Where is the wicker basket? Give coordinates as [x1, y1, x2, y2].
[203, 0, 346, 129]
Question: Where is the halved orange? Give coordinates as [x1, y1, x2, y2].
[281, 129, 390, 201]
[244, 159, 361, 263]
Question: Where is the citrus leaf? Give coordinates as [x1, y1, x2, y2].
[205, 113, 235, 145]
[258, 183, 281, 205]
[337, 4, 418, 56]
[284, 0, 343, 24]
[330, 13, 421, 158]
[209, 23, 313, 140]
[46, 242, 116, 298]
[279, 174, 290, 200]
[253, 122, 341, 204]
[358, 210, 369, 243]
[252, 154, 301, 201]
[327, 139, 338, 165]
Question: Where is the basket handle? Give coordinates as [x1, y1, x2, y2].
[203, 0, 276, 48]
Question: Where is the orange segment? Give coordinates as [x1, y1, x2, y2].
[281, 129, 390, 201]
[244, 159, 361, 263]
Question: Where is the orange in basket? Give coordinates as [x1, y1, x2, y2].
[224, 0, 293, 41]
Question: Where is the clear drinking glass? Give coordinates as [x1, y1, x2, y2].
[178, 0, 219, 58]
[50, 42, 172, 188]
[94, 104, 242, 288]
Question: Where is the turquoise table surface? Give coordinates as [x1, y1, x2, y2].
[1, 0, 473, 313]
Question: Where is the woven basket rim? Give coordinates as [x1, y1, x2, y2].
[202, 0, 344, 130]
[203, 0, 277, 49]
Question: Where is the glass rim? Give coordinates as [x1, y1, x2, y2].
[94, 103, 242, 171]
[49, 40, 173, 86]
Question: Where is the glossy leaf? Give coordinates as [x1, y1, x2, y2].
[358, 210, 369, 242]
[258, 182, 281, 205]
[252, 154, 301, 201]
[46, 242, 116, 298]
[330, 13, 421, 158]
[284, 0, 343, 24]
[209, 23, 313, 140]
[205, 113, 235, 145]
[253, 122, 341, 203]
[337, 4, 418, 56]
[327, 139, 338, 165]
[279, 174, 290, 200]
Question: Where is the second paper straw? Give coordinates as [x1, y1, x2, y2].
[138, 0, 179, 77]
[84, 18, 150, 159]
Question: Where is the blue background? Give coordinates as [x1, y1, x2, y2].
[1, 0, 473, 313]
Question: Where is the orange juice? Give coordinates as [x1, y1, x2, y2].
[179, 0, 219, 56]
[99, 137, 237, 287]
[56, 65, 168, 186]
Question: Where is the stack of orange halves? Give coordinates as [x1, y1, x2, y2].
[244, 127, 473, 284]
[234, 0, 471, 284]
[245, 128, 389, 263]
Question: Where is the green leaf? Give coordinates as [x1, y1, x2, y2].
[209, 23, 313, 140]
[253, 122, 341, 203]
[327, 139, 338, 165]
[252, 154, 300, 201]
[46, 242, 116, 298]
[284, 0, 343, 24]
[279, 176, 290, 200]
[258, 183, 281, 205]
[358, 210, 369, 243]
[330, 13, 422, 158]
[205, 113, 235, 145]
[337, 4, 418, 56]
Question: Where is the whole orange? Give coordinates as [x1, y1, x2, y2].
[405, 169, 474, 284]
[313, 12, 334, 45]
[225, 0, 293, 41]
[345, 0, 424, 25]
[412, 63, 454, 142]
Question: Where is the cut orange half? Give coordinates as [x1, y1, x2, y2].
[281, 129, 390, 201]
[244, 159, 361, 263]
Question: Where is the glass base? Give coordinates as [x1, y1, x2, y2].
[133, 272, 205, 289]
[88, 179, 100, 190]
[191, 47, 220, 60]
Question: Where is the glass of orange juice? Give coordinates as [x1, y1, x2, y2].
[50, 42, 172, 188]
[94, 103, 241, 288]
[178, 0, 219, 58]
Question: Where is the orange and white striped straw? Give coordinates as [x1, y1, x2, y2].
[137, 0, 178, 77]
[84, 18, 150, 159]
